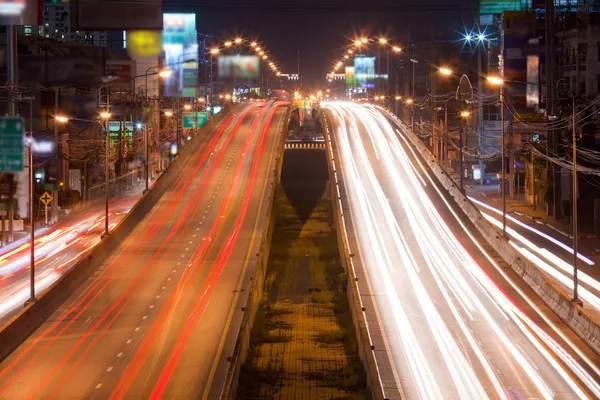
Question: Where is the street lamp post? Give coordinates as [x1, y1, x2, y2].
[28, 132, 34, 302]
[459, 110, 471, 192]
[410, 58, 418, 131]
[486, 76, 507, 236]
[210, 48, 219, 109]
[100, 112, 111, 237]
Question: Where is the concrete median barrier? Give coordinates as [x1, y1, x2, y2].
[321, 112, 387, 400]
[0, 109, 234, 363]
[381, 107, 600, 356]
[221, 103, 291, 399]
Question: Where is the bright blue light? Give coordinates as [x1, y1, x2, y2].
[465, 34, 472, 42]
[478, 34, 485, 41]
[136, 123, 142, 129]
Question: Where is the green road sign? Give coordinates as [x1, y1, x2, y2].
[0, 117, 24, 173]
[182, 112, 209, 129]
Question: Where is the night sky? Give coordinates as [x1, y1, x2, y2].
[164, 1, 477, 88]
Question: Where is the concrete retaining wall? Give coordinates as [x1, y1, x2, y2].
[322, 112, 387, 400]
[382, 108, 600, 356]
[0, 110, 233, 363]
[221, 104, 291, 399]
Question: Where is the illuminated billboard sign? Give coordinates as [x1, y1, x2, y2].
[354, 57, 375, 90]
[72, 0, 163, 30]
[218, 56, 260, 79]
[345, 67, 356, 90]
[127, 31, 163, 57]
[163, 13, 198, 98]
[480, 0, 531, 14]
[0, 0, 40, 25]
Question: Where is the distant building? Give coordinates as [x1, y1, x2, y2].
[41, 1, 107, 45]
[559, 13, 600, 97]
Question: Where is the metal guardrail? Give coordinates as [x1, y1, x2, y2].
[322, 112, 388, 400]
[284, 141, 325, 149]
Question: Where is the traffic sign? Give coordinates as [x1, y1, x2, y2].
[39, 192, 53, 205]
[182, 112, 209, 129]
[0, 116, 25, 173]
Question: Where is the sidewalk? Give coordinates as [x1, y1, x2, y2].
[465, 175, 600, 266]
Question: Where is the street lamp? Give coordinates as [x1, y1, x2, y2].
[99, 111, 111, 237]
[183, 104, 192, 110]
[486, 75, 507, 238]
[439, 67, 453, 76]
[405, 98, 415, 130]
[459, 110, 471, 192]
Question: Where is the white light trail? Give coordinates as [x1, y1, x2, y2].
[324, 103, 600, 399]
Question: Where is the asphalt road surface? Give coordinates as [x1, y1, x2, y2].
[324, 102, 600, 400]
[0, 100, 288, 400]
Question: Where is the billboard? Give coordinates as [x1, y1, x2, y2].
[105, 61, 135, 91]
[354, 57, 375, 90]
[218, 56, 260, 79]
[0, 0, 39, 25]
[163, 13, 198, 98]
[127, 30, 163, 57]
[345, 67, 356, 90]
[71, 0, 163, 30]
[480, 0, 531, 14]
[19, 56, 103, 87]
[526, 55, 539, 108]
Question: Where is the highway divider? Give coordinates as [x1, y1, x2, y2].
[0, 109, 234, 362]
[381, 107, 600, 356]
[221, 103, 291, 399]
[321, 112, 387, 400]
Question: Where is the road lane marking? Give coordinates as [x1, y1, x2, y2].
[117, 352, 123, 358]
[143, 315, 148, 320]
[135, 327, 140, 332]
[126, 339, 132, 344]
[95, 383, 102, 389]
[202, 103, 285, 400]
[107, 367, 113, 372]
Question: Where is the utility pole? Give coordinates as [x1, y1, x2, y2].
[431, 25, 438, 159]
[478, 45, 485, 184]
[6, 25, 17, 243]
[52, 88, 59, 225]
[405, 26, 411, 103]
[545, 0, 561, 218]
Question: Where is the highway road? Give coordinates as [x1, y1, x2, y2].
[469, 197, 600, 320]
[0, 194, 144, 326]
[324, 102, 600, 400]
[0, 100, 288, 399]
